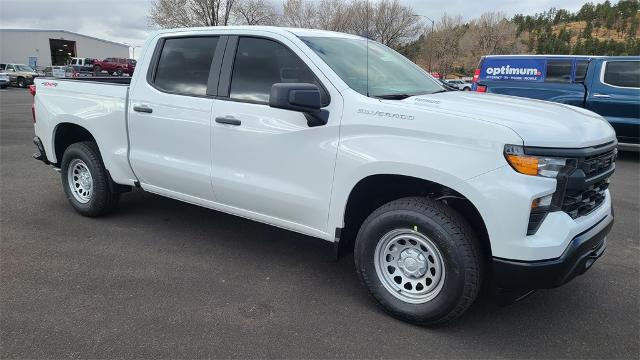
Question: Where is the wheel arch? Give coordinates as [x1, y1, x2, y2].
[335, 172, 492, 262]
[52, 122, 99, 166]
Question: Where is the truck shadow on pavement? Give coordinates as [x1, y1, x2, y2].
[111, 187, 606, 332]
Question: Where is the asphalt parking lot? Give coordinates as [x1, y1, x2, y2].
[1, 86, 638, 359]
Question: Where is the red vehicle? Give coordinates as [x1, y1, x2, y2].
[93, 58, 136, 76]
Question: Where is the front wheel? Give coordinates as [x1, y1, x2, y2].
[354, 197, 482, 325]
[114, 68, 123, 76]
[16, 77, 26, 88]
[61, 142, 120, 217]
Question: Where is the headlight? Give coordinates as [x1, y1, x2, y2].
[504, 144, 568, 178]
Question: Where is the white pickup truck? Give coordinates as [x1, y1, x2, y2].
[31, 26, 617, 325]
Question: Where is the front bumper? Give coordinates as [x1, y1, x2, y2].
[492, 211, 612, 290]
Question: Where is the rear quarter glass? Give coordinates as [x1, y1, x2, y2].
[480, 58, 545, 82]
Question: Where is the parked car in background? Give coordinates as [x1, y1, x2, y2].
[70, 57, 95, 72]
[43, 66, 73, 78]
[444, 79, 472, 91]
[0, 63, 39, 87]
[0, 71, 9, 88]
[93, 58, 136, 76]
[437, 79, 459, 91]
[472, 55, 640, 149]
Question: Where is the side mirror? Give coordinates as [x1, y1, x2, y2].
[269, 83, 328, 127]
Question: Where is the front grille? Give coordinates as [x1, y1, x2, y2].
[582, 149, 616, 178]
[524, 143, 616, 235]
[562, 179, 609, 219]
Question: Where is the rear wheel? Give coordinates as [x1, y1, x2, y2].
[354, 197, 482, 325]
[60, 142, 120, 217]
[93, 65, 102, 74]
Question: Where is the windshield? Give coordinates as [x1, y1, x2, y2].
[15, 65, 35, 72]
[301, 36, 443, 98]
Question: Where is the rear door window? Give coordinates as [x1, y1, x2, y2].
[545, 60, 572, 83]
[603, 61, 640, 88]
[152, 36, 219, 96]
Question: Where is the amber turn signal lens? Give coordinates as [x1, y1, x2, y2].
[506, 154, 538, 176]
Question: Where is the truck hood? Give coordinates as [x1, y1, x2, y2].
[396, 91, 616, 148]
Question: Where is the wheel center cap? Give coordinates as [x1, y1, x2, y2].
[397, 248, 427, 278]
[80, 173, 91, 188]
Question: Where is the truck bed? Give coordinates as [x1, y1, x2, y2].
[33, 77, 137, 186]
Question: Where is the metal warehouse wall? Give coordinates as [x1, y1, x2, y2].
[0, 29, 129, 68]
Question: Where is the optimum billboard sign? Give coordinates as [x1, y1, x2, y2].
[480, 59, 545, 82]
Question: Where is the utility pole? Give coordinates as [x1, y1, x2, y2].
[413, 14, 436, 73]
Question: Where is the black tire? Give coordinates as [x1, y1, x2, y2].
[93, 65, 102, 74]
[114, 68, 123, 76]
[463, 87, 471, 91]
[354, 197, 482, 326]
[16, 77, 26, 88]
[60, 141, 120, 217]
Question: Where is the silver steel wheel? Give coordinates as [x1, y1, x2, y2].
[67, 159, 93, 204]
[374, 229, 445, 304]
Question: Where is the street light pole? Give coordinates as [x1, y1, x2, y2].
[413, 14, 436, 73]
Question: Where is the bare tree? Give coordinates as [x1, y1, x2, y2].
[150, 0, 424, 50]
[316, 0, 353, 32]
[281, 0, 422, 49]
[281, 0, 319, 28]
[344, 0, 372, 37]
[233, 0, 278, 25]
[425, 14, 466, 76]
[149, 0, 238, 28]
[371, 0, 423, 48]
[459, 12, 519, 71]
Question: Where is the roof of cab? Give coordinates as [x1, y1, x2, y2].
[155, 26, 365, 39]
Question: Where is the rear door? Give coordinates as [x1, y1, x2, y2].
[209, 34, 343, 234]
[128, 35, 224, 201]
[586, 59, 640, 145]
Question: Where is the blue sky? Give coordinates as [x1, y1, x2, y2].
[0, 0, 610, 47]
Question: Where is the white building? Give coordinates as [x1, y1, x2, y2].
[0, 29, 130, 68]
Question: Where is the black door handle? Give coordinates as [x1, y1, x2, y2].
[215, 116, 241, 126]
[133, 105, 153, 113]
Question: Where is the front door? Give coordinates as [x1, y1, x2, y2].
[210, 35, 342, 233]
[586, 60, 640, 145]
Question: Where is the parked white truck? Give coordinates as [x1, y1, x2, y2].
[31, 27, 617, 325]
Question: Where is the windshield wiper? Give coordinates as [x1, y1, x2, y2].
[374, 94, 414, 100]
